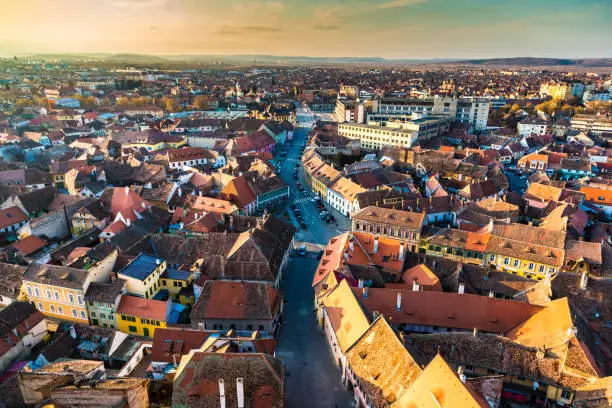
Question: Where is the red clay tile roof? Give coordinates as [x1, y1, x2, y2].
[352, 288, 543, 333]
[0, 206, 28, 230]
[151, 327, 212, 363]
[12, 235, 47, 256]
[117, 295, 167, 321]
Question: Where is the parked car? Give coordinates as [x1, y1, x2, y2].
[320, 211, 329, 216]
[298, 245, 307, 256]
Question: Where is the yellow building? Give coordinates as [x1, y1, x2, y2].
[485, 224, 565, 280]
[117, 254, 166, 299]
[71, 201, 109, 236]
[116, 295, 168, 338]
[159, 268, 194, 305]
[21, 261, 113, 324]
[418, 228, 489, 266]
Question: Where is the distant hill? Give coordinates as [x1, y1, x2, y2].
[449, 57, 612, 68]
[103, 53, 170, 64]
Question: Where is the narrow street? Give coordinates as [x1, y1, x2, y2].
[274, 106, 354, 407]
[276, 256, 354, 408]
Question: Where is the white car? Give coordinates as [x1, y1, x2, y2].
[319, 211, 329, 216]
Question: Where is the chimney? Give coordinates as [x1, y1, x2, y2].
[580, 271, 588, 290]
[199, 190, 203, 197]
[373, 235, 379, 254]
[179, 222, 184, 230]
[412, 279, 420, 292]
[195, 213, 199, 220]
[198, 322, 204, 331]
[396, 292, 402, 310]
[457, 366, 467, 383]
[488, 290, 494, 298]
[219, 380, 226, 408]
[358, 279, 364, 288]
[236, 378, 244, 408]
[124, 186, 129, 195]
[458, 282, 465, 294]
[178, 187, 182, 197]
[473, 327, 477, 337]
[363, 286, 369, 298]
[349, 236, 354, 252]
[399, 242, 405, 260]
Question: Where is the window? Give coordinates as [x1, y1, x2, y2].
[80, 311, 86, 320]
[69, 293, 75, 304]
[121, 315, 127, 320]
[91, 312, 96, 317]
[560, 390, 572, 400]
[489, 255, 495, 262]
[34, 287, 40, 297]
[513, 260, 520, 267]
[38, 302, 44, 311]
[258, 325, 265, 331]
[539, 265, 545, 273]
[128, 325, 137, 333]
[528, 263, 534, 270]
[504, 257, 510, 265]
[46, 289, 52, 298]
[58, 307, 63, 314]
[26, 286, 32, 297]
[77, 295, 83, 304]
[55, 291, 60, 300]
[50, 305, 55, 313]
[72, 310, 78, 318]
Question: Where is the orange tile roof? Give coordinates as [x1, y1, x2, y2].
[0, 206, 28, 230]
[396, 354, 489, 407]
[352, 232, 405, 274]
[506, 297, 574, 348]
[312, 233, 349, 287]
[352, 288, 543, 333]
[320, 279, 371, 352]
[12, 235, 47, 256]
[402, 264, 441, 290]
[580, 185, 612, 206]
[117, 295, 168, 321]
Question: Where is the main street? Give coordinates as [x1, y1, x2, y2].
[274, 105, 354, 408]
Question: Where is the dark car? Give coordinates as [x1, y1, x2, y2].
[300, 222, 308, 229]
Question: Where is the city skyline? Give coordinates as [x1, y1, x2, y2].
[1, 0, 611, 59]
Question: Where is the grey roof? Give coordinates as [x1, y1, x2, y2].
[84, 279, 126, 304]
[24, 263, 89, 290]
[0, 262, 26, 300]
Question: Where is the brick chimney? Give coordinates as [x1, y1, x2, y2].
[373, 235, 379, 254]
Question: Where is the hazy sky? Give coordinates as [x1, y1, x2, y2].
[1, 0, 610, 58]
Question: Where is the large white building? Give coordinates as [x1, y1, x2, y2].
[338, 123, 418, 149]
[372, 96, 490, 131]
[571, 114, 612, 135]
[365, 113, 450, 142]
[517, 117, 548, 137]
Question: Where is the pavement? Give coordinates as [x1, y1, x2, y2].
[273, 109, 354, 408]
[275, 256, 354, 408]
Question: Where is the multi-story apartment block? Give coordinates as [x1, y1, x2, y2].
[372, 96, 490, 131]
[539, 81, 585, 100]
[365, 113, 450, 142]
[571, 114, 612, 135]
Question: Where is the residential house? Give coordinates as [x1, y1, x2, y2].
[172, 352, 285, 408]
[0, 262, 26, 306]
[419, 227, 489, 265]
[457, 179, 499, 203]
[190, 281, 282, 335]
[85, 278, 127, 329]
[327, 176, 366, 216]
[518, 153, 549, 172]
[0, 302, 48, 372]
[517, 116, 548, 137]
[485, 223, 566, 280]
[220, 176, 257, 215]
[167, 147, 215, 169]
[116, 295, 170, 337]
[117, 254, 166, 299]
[159, 267, 194, 304]
[580, 183, 611, 219]
[559, 158, 593, 180]
[21, 255, 114, 323]
[71, 201, 110, 236]
[0, 206, 28, 235]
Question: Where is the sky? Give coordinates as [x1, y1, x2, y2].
[0, 0, 610, 59]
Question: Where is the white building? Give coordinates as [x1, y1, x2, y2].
[338, 123, 417, 150]
[517, 117, 548, 137]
